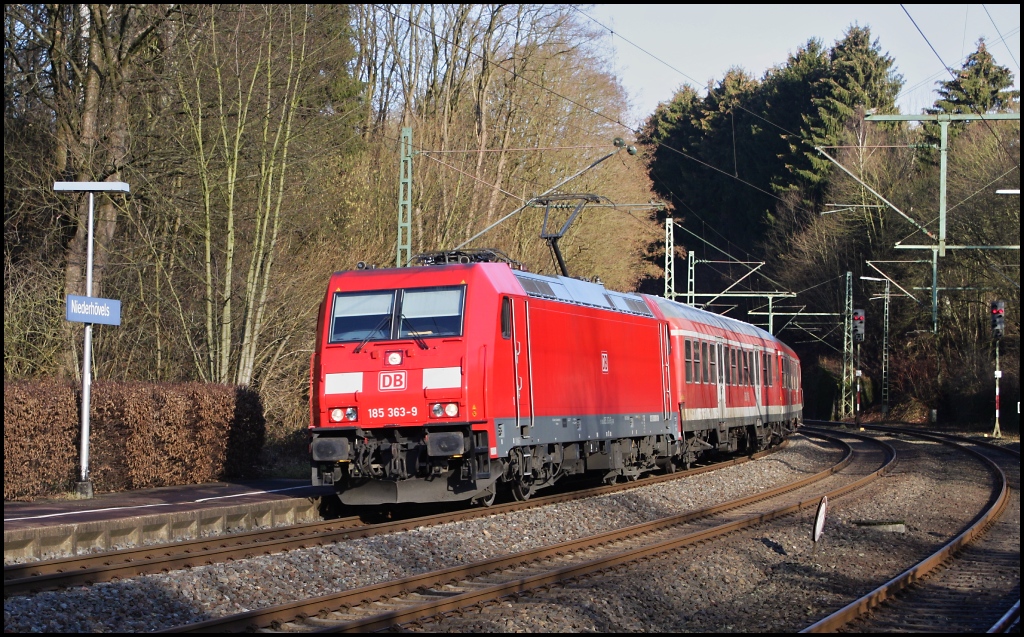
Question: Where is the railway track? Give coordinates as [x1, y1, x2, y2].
[4, 441, 791, 596]
[8, 427, 1014, 634]
[158, 428, 885, 632]
[801, 425, 1020, 633]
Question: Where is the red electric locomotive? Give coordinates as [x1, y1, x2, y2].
[309, 256, 801, 506]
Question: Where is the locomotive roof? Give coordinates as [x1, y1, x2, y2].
[512, 270, 653, 317]
[329, 263, 793, 353]
[513, 270, 787, 349]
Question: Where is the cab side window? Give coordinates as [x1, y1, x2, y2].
[501, 297, 511, 339]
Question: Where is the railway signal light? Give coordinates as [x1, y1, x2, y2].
[991, 300, 1005, 340]
[852, 309, 865, 343]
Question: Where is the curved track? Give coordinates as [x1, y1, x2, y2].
[801, 424, 1020, 633]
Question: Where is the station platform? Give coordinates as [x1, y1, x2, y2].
[4, 479, 334, 563]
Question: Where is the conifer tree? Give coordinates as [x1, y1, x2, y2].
[923, 39, 1019, 146]
[931, 39, 1019, 114]
[796, 25, 903, 198]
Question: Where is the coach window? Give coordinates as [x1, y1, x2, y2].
[330, 291, 395, 343]
[697, 341, 704, 384]
[751, 351, 758, 386]
[709, 344, 718, 385]
[685, 340, 693, 383]
[724, 347, 731, 385]
[501, 297, 512, 339]
[743, 351, 751, 386]
[701, 341, 709, 383]
[730, 347, 737, 385]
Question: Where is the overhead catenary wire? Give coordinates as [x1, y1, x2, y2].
[573, 7, 897, 309]
[893, 25, 1020, 108]
[419, 152, 525, 203]
[419, 145, 605, 154]
[900, 3, 1019, 164]
[378, 4, 815, 218]
[983, 4, 1020, 71]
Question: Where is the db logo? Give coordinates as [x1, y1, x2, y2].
[379, 370, 407, 391]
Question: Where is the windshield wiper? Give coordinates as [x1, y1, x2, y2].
[401, 315, 430, 350]
[353, 315, 392, 353]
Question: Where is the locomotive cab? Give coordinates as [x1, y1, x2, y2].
[310, 266, 501, 505]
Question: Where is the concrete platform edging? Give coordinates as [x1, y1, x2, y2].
[4, 496, 321, 563]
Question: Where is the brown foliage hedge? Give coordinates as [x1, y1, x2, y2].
[4, 380, 265, 501]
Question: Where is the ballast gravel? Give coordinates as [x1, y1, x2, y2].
[3, 432, 1014, 633]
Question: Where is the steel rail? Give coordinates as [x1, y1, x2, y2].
[4, 441, 790, 595]
[162, 430, 892, 633]
[800, 422, 1015, 633]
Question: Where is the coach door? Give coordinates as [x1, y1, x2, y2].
[660, 325, 672, 420]
[716, 340, 727, 423]
[760, 348, 771, 418]
[511, 297, 534, 436]
[753, 350, 763, 419]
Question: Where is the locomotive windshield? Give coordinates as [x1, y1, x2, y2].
[330, 291, 395, 343]
[329, 286, 465, 344]
[400, 287, 464, 338]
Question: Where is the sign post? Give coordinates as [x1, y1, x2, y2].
[54, 181, 129, 498]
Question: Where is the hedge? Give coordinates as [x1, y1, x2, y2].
[4, 380, 264, 501]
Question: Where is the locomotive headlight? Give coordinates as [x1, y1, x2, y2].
[431, 403, 444, 418]
[330, 408, 344, 422]
[386, 351, 403, 365]
[444, 403, 459, 417]
[345, 407, 358, 421]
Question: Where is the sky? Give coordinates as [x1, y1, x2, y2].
[584, 4, 1021, 125]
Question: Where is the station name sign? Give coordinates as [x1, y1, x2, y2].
[66, 295, 121, 326]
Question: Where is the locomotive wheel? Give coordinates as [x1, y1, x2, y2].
[472, 488, 497, 507]
[511, 477, 534, 501]
[507, 448, 535, 501]
[663, 460, 676, 474]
